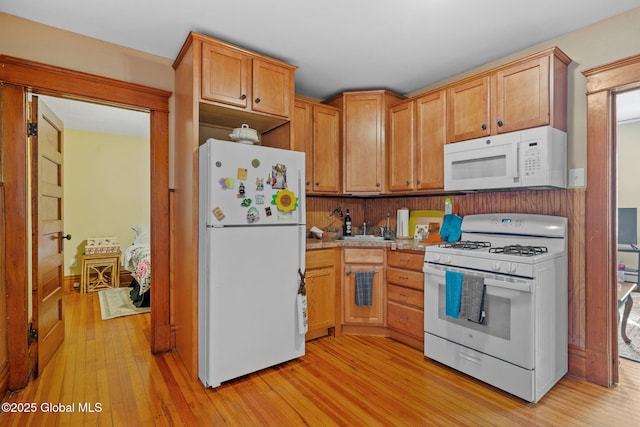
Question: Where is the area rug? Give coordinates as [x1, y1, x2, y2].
[619, 290, 640, 362]
[98, 287, 150, 320]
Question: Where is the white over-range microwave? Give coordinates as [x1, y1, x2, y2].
[444, 126, 567, 191]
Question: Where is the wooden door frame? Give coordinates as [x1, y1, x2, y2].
[583, 54, 640, 386]
[0, 56, 172, 390]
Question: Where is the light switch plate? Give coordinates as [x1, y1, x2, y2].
[569, 168, 585, 187]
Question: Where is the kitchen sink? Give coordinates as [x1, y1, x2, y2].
[334, 235, 393, 242]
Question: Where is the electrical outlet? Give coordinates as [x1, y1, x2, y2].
[569, 168, 585, 187]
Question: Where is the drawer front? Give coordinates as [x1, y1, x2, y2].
[386, 267, 423, 291]
[306, 248, 335, 269]
[387, 284, 424, 309]
[387, 250, 424, 271]
[343, 248, 384, 264]
[387, 301, 424, 338]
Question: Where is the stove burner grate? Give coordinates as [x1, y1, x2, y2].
[489, 244, 548, 256]
[439, 240, 491, 250]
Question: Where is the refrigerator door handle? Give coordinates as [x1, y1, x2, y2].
[297, 168, 303, 225]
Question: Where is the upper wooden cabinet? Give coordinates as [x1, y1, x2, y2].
[293, 99, 341, 194]
[447, 47, 571, 143]
[175, 32, 297, 133]
[324, 90, 405, 194]
[447, 75, 491, 142]
[388, 90, 446, 192]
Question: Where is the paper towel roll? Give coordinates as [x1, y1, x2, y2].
[396, 208, 409, 238]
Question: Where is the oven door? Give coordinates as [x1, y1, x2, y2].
[423, 264, 534, 369]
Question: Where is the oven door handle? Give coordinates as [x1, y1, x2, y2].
[424, 266, 532, 293]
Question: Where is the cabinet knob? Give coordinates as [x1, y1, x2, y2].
[306, 181, 310, 186]
[406, 180, 411, 186]
[315, 181, 320, 186]
[240, 94, 247, 100]
[481, 123, 487, 130]
[497, 120, 503, 127]
[376, 182, 381, 187]
[416, 179, 421, 184]
[255, 97, 261, 103]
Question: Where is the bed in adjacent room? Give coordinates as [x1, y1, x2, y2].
[122, 224, 151, 307]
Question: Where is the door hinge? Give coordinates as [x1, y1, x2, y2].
[28, 325, 38, 344]
[27, 122, 38, 137]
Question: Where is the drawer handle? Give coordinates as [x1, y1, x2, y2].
[399, 275, 409, 280]
[399, 315, 409, 320]
[399, 292, 409, 297]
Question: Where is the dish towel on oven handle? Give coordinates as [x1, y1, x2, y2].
[355, 271, 374, 307]
[445, 271, 463, 318]
[460, 274, 486, 324]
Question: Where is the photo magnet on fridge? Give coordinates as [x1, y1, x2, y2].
[237, 167, 248, 180]
[271, 163, 287, 189]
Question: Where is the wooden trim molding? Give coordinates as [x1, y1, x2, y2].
[582, 53, 640, 386]
[1, 83, 30, 390]
[0, 55, 170, 112]
[0, 57, 172, 389]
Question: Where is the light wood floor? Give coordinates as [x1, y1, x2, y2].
[2, 290, 640, 426]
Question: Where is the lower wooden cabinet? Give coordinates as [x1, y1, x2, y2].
[305, 246, 425, 349]
[343, 248, 386, 326]
[305, 248, 339, 340]
[386, 250, 425, 350]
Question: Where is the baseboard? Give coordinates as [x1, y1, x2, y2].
[64, 275, 81, 291]
[568, 344, 586, 379]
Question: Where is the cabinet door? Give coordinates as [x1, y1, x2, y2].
[343, 265, 385, 325]
[415, 90, 446, 190]
[201, 42, 250, 108]
[343, 93, 384, 192]
[252, 58, 293, 118]
[447, 75, 490, 143]
[494, 55, 550, 133]
[313, 105, 341, 193]
[293, 100, 313, 191]
[388, 101, 415, 192]
[306, 266, 336, 332]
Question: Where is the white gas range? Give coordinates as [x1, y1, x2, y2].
[423, 213, 568, 403]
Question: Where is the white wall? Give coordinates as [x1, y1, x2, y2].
[63, 129, 150, 276]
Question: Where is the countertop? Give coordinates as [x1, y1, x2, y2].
[305, 237, 431, 252]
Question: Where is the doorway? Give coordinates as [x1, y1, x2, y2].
[583, 54, 640, 386]
[0, 55, 171, 390]
[615, 89, 640, 363]
[38, 95, 151, 291]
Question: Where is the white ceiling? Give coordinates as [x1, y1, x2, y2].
[6, 1, 640, 133]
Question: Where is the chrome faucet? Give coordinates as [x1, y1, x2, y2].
[362, 222, 367, 236]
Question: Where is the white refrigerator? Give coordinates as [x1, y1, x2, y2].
[198, 138, 306, 388]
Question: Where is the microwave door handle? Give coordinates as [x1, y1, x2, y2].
[512, 142, 519, 180]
